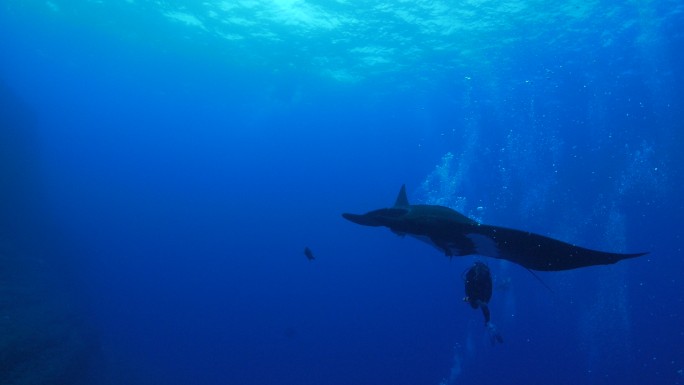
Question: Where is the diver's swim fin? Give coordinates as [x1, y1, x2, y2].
[486, 322, 503, 345]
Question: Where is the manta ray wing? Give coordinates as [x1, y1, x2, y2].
[463, 225, 647, 271]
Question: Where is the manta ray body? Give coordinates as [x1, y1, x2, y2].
[342, 185, 647, 271]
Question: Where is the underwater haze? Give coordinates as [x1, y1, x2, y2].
[1, 1, 683, 384]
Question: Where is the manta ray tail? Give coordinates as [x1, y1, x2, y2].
[525, 268, 555, 293]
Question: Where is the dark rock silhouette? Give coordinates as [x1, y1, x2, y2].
[0, 79, 102, 384]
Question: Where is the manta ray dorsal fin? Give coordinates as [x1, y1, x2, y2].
[394, 184, 409, 207]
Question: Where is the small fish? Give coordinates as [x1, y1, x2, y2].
[304, 247, 315, 261]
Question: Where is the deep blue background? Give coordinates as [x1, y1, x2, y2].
[1, 2, 683, 384]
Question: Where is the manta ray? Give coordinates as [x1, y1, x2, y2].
[342, 185, 647, 271]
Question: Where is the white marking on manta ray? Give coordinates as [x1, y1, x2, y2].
[465, 233, 500, 258]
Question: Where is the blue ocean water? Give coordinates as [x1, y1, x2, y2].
[1, 1, 683, 384]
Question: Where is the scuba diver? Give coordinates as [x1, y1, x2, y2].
[463, 261, 503, 345]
